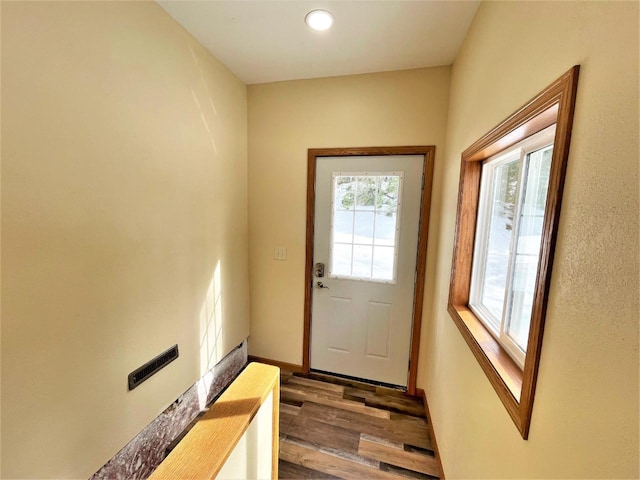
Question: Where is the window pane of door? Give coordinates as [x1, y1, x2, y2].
[356, 177, 377, 209]
[374, 211, 397, 246]
[335, 176, 355, 209]
[352, 245, 373, 277]
[330, 173, 402, 282]
[377, 176, 400, 212]
[506, 146, 552, 350]
[333, 210, 354, 243]
[332, 243, 352, 276]
[372, 246, 395, 280]
[354, 211, 375, 245]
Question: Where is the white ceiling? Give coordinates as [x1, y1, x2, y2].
[157, 1, 480, 85]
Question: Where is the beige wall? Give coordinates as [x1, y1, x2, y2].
[3, 1, 639, 478]
[422, 1, 639, 478]
[1, 2, 249, 478]
[247, 67, 451, 365]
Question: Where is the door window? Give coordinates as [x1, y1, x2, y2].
[329, 172, 403, 283]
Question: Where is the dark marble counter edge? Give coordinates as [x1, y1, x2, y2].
[90, 341, 248, 480]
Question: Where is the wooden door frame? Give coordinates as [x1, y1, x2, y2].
[303, 146, 435, 396]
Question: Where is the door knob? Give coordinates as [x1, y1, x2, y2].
[316, 281, 329, 289]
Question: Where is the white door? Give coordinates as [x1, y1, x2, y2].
[310, 155, 424, 386]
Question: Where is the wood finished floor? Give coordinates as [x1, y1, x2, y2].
[278, 371, 441, 480]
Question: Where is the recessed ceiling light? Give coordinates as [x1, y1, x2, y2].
[305, 9, 334, 31]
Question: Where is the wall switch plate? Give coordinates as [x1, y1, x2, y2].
[274, 247, 287, 261]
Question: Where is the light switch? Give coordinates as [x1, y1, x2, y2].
[274, 247, 287, 261]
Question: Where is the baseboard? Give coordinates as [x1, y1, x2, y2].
[416, 388, 445, 479]
[248, 355, 305, 373]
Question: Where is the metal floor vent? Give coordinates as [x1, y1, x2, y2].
[128, 344, 179, 391]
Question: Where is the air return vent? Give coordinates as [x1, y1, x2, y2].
[128, 344, 179, 391]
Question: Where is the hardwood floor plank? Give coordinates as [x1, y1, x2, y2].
[282, 385, 390, 419]
[365, 399, 425, 418]
[280, 411, 296, 432]
[282, 414, 361, 454]
[404, 444, 433, 455]
[390, 411, 429, 426]
[284, 436, 380, 469]
[300, 402, 431, 450]
[344, 387, 426, 417]
[358, 433, 404, 450]
[278, 460, 341, 479]
[380, 462, 438, 480]
[388, 418, 432, 451]
[375, 386, 413, 398]
[280, 440, 408, 480]
[279, 372, 440, 480]
[280, 403, 301, 416]
[288, 376, 345, 395]
[284, 380, 346, 399]
[358, 436, 440, 476]
[304, 372, 377, 392]
[281, 396, 304, 408]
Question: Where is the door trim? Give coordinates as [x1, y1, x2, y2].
[303, 146, 436, 395]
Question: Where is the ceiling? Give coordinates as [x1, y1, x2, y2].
[157, 1, 480, 85]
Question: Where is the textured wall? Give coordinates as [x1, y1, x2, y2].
[247, 67, 451, 365]
[421, 1, 639, 478]
[1, 2, 249, 477]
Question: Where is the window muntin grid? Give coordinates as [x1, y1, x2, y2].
[329, 172, 403, 283]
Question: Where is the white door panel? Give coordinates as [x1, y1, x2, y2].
[366, 301, 392, 359]
[310, 155, 423, 386]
